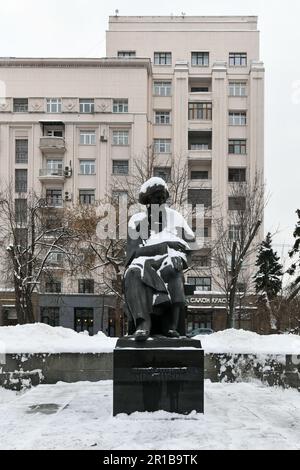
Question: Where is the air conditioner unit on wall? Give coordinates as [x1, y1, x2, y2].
[64, 166, 72, 178]
[64, 192, 72, 202]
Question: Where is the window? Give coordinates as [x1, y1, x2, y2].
[78, 279, 94, 294]
[191, 52, 209, 67]
[113, 160, 129, 175]
[228, 139, 247, 155]
[229, 53, 247, 67]
[118, 51, 136, 57]
[189, 102, 212, 120]
[13, 98, 28, 113]
[75, 308, 94, 335]
[46, 160, 63, 176]
[47, 251, 64, 265]
[153, 81, 172, 96]
[46, 189, 63, 207]
[187, 277, 212, 292]
[45, 280, 62, 293]
[228, 196, 246, 211]
[154, 139, 171, 154]
[113, 100, 128, 113]
[229, 225, 241, 242]
[47, 129, 63, 137]
[154, 52, 172, 65]
[15, 169, 27, 193]
[79, 189, 95, 205]
[41, 307, 60, 327]
[153, 167, 171, 182]
[79, 99, 94, 113]
[112, 130, 129, 146]
[15, 139, 28, 164]
[188, 189, 212, 208]
[46, 98, 62, 113]
[15, 199, 27, 224]
[229, 112, 247, 126]
[190, 143, 209, 151]
[80, 160, 96, 175]
[155, 111, 171, 125]
[191, 171, 209, 180]
[228, 168, 246, 182]
[229, 82, 247, 97]
[191, 87, 209, 93]
[80, 130, 96, 145]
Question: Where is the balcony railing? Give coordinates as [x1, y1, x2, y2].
[39, 168, 65, 178]
[40, 136, 66, 153]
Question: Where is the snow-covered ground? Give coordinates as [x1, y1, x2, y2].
[0, 323, 299, 355]
[0, 380, 299, 450]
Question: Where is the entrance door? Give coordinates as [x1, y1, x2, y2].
[74, 308, 94, 336]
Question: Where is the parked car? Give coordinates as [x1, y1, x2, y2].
[187, 327, 214, 337]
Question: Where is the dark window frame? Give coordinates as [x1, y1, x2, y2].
[191, 52, 209, 67]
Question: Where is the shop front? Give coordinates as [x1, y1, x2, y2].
[186, 293, 256, 332]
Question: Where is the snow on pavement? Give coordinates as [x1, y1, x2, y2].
[0, 324, 299, 355]
[0, 381, 299, 450]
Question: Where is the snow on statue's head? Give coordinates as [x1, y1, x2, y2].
[139, 177, 170, 206]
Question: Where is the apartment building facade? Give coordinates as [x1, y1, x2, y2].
[0, 16, 264, 334]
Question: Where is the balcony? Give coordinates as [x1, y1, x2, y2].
[189, 178, 212, 189]
[188, 91, 212, 102]
[188, 149, 212, 161]
[39, 168, 65, 183]
[40, 136, 66, 154]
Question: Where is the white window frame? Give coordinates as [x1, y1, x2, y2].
[229, 82, 247, 97]
[229, 112, 247, 126]
[79, 99, 95, 114]
[46, 98, 62, 113]
[153, 81, 172, 97]
[154, 111, 171, 125]
[112, 130, 129, 146]
[113, 100, 129, 113]
[154, 139, 171, 154]
[80, 160, 96, 175]
[80, 131, 96, 145]
[46, 159, 63, 175]
[229, 225, 241, 242]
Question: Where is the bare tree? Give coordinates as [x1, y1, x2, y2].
[210, 173, 265, 328]
[0, 185, 73, 324]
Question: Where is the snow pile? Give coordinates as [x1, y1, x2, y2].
[200, 329, 300, 355]
[0, 323, 117, 354]
[0, 325, 299, 355]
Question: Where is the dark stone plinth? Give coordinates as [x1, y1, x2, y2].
[113, 337, 204, 416]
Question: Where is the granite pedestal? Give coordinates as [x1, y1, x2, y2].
[113, 337, 204, 416]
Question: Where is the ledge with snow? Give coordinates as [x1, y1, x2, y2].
[0, 324, 299, 391]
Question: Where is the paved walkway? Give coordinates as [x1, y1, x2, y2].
[0, 381, 299, 450]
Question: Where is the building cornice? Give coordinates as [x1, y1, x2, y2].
[0, 57, 152, 73]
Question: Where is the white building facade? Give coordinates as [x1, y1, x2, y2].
[0, 16, 264, 333]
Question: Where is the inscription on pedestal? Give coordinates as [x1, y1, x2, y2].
[113, 338, 204, 416]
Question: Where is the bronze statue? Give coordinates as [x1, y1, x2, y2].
[124, 177, 194, 341]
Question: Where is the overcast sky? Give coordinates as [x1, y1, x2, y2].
[0, 0, 299, 255]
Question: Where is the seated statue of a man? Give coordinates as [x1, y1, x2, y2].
[124, 177, 195, 341]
